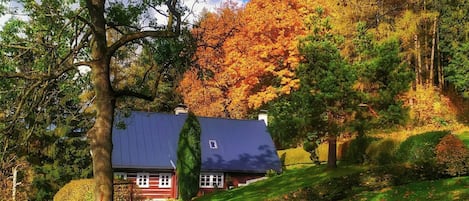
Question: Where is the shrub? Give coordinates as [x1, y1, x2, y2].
[395, 131, 449, 178]
[365, 138, 399, 165]
[53, 179, 94, 201]
[177, 112, 201, 201]
[435, 134, 469, 176]
[341, 136, 377, 164]
[396, 131, 449, 164]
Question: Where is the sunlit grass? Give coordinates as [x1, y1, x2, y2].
[194, 165, 365, 201]
[456, 131, 469, 147]
[277, 147, 312, 167]
[347, 176, 469, 201]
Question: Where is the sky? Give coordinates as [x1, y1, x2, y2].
[0, 0, 248, 28]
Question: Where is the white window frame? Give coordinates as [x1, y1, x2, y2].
[136, 173, 150, 188]
[209, 140, 218, 149]
[114, 172, 127, 180]
[199, 172, 224, 188]
[159, 173, 172, 188]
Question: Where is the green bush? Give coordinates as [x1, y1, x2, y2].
[396, 131, 449, 164]
[53, 179, 94, 201]
[365, 138, 399, 165]
[395, 131, 449, 178]
[341, 136, 377, 164]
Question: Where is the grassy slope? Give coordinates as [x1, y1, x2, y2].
[456, 131, 469, 147]
[347, 176, 469, 201]
[195, 130, 469, 201]
[195, 164, 469, 201]
[194, 165, 364, 201]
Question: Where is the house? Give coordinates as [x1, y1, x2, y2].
[111, 109, 281, 200]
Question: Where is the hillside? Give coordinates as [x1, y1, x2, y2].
[195, 164, 469, 201]
[196, 130, 469, 201]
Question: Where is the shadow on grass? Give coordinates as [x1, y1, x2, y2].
[194, 165, 365, 201]
[348, 176, 469, 201]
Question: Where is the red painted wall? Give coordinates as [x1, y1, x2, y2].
[114, 171, 176, 200]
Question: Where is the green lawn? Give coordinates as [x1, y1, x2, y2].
[194, 165, 364, 201]
[195, 165, 469, 201]
[277, 147, 312, 168]
[347, 176, 469, 201]
[456, 131, 469, 147]
[194, 130, 469, 201]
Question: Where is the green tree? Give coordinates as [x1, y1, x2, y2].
[0, 0, 186, 200]
[353, 24, 414, 128]
[176, 112, 201, 201]
[0, 9, 94, 200]
[436, 0, 469, 95]
[444, 42, 469, 97]
[298, 37, 358, 168]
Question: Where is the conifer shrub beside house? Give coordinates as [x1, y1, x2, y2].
[177, 112, 202, 201]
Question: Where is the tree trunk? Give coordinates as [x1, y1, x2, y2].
[430, 17, 437, 86]
[436, 25, 444, 89]
[415, 34, 422, 85]
[327, 135, 337, 169]
[89, 63, 115, 201]
[12, 166, 17, 201]
[86, 0, 115, 200]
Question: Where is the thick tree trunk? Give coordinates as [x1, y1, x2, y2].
[89, 92, 115, 201]
[327, 135, 337, 169]
[86, 0, 115, 200]
[89, 58, 115, 201]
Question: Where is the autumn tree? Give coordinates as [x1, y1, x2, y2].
[180, 0, 323, 118]
[0, 0, 187, 200]
[179, 2, 243, 117]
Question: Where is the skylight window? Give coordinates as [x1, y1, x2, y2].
[209, 140, 218, 149]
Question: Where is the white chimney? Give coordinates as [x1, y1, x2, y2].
[174, 104, 189, 115]
[258, 110, 268, 126]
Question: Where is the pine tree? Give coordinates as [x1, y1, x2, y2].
[177, 112, 202, 201]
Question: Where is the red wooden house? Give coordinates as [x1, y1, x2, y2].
[112, 110, 281, 200]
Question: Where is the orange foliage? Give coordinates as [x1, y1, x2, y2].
[435, 134, 469, 176]
[179, 0, 324, 118]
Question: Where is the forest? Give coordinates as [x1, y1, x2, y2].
[0, 0, 468, 200]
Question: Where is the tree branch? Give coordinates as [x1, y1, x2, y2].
[114, 89, 153, 101]
[107, 30, 178, 57]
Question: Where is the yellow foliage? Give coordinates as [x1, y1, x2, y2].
[404, 85, 457, 126]
[54, 179, 94, 201]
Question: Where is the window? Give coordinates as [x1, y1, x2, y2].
[199, 173, 223, 188]
[159, 173, 172, 188]
[209, 140, 218, 149]
[136, 173, 150, 188]
[114, 172, 127, 180]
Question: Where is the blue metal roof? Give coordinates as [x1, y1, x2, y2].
[112, 111, 281, 173]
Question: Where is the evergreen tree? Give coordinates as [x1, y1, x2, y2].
[177, 112, 202, 201]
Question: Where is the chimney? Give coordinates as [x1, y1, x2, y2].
[258, 110, 268, 126]
[174, 104, 189, 115]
